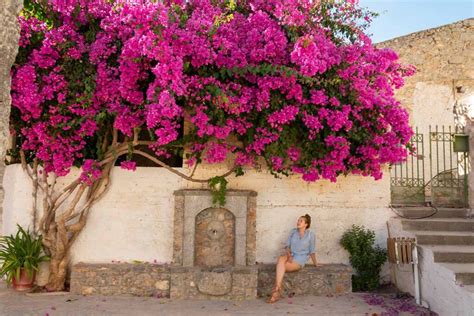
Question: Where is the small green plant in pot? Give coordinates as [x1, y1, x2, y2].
[0, 225, 49, 291]
[340, 225, 387, 292]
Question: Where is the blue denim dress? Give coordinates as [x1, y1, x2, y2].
[286, 228, 316, 267]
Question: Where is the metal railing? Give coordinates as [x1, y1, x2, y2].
[390, 125, 470, 207]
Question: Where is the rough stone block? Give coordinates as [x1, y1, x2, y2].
[70, 263, 171, 297]
[257, 264, 352, 298]
[170, 266, 258, 300]
[196, 270, 232, 296]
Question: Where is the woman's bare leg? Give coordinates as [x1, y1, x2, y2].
[275, 256, 301, 290]
[268, 257, 301, 303]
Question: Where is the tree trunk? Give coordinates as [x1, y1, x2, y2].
[46, 255, 69, 291]
[44, 224, 70, 292]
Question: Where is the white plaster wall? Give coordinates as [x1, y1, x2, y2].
[1, 164, 34, 235]
[70, 167, 184, 264]
[3, 164, 395, 268]
[2, 165, 184, 264]
[186, 165, 394, 265]
[412, 82, 455, 131]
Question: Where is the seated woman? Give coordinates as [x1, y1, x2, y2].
[267, 214, 319, 303]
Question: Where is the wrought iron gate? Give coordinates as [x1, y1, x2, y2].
[390, 126, 469, 207]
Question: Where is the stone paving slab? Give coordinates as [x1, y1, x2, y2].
[0, 282, 436, 316]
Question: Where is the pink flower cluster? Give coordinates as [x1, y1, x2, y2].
[80, 160, 102, 185]
[11, 0, 414, 185]
[291, 34, 340, 77]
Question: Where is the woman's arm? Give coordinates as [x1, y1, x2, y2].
[309, 232, 320, 266]
[285, 229, 294, 262]
[310, 253, 321, 266]
[285, 246, 293, 262]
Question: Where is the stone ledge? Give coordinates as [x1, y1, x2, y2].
[170, 265, 258, 274]
[257, 263, 353, 274]
[174, 189, 257, 197]
[70, 263, 171, 296]
[257, 264, 353, 298]
[70, 263, 352, 299]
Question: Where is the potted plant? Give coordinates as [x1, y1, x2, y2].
[0, 225, 49, 291]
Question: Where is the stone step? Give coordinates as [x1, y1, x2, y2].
[456, 273, 474, 285]
[439, 263, 474, 285]
[415, 231, 474, 246]
[428, 245, 474, 263]
[435, 252, 474, 263]
[402, 218, 474, 231]
[395, 207, 470, 219]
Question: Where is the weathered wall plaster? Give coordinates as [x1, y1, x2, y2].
[2, 164, 395, 268]
[377, 19, 473, 130]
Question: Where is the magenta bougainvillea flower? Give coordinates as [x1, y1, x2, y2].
[11, 0, 415, 185]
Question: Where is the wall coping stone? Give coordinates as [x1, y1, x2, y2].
[257, 263, 353, 274]
[73, 262, 171, 272]
[377, 17, 473, 45]
[169, 265, 258, 274]
[174, 189, 257, 196]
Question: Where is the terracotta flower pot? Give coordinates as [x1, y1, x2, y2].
[12, 268, 36, 292]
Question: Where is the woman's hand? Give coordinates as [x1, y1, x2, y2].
[310, 253, 320, 266]
[286, 252, 293, 263]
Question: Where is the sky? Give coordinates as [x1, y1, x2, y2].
[359, 0, 474, 43]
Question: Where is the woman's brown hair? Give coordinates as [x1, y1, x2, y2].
[301, 214, 311, 228]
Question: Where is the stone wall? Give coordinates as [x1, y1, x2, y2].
[0, 0, 22, 234]
[257, 264, 352, 298]
[71, 263, 171, 297]
[377, 18, 473, 131]
[378, 19, 474, 207]
[70, 263, 352, 299]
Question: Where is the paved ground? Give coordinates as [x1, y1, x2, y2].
[0, 282, 435, 316]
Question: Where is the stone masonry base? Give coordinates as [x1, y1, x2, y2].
[70, 263, 352, 299]
[257, 264, 353, 298]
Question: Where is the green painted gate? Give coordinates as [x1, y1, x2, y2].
[390, 126, 469, 207]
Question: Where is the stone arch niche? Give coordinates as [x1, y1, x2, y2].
[170, 189, 258, 300]
[194, 207, 235, 267]
[172, 189, 257, 267]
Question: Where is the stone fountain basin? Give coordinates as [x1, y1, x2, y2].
[169, 265, 258, 299]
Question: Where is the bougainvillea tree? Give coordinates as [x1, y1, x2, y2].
[10, 0, 414, 290]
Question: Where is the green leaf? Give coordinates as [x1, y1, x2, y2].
[208, 176, 228, 206]
[0, 224, 49, 284]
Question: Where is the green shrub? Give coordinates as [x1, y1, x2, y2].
[0, 225, 49, 283]
[340, 225, 387, 291]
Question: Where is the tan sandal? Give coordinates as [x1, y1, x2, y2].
[266, 286, 282, 303]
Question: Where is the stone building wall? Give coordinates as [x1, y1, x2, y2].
[378, 19, 473, 206]
[0, 1, 22, 234]
[377, 18, 474, 131]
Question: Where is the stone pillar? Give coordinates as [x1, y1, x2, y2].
[0, 1, 22, 234]
[468, 119, 474, 213]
